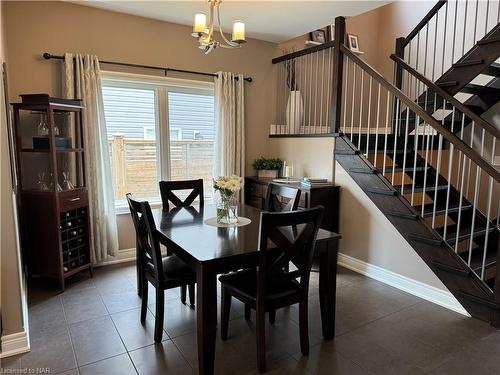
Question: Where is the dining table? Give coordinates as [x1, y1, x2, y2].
[152, 203, 341, 375]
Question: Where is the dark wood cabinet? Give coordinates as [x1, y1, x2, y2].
[244, 176, 340, 233]
[12, 94, 92, 291]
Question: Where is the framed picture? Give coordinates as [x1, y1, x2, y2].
[327, 24, 335, 42]
[347, 34, 360, 52]
[310, 29, 326, 44]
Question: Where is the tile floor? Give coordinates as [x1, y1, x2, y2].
[1, 262, 499, 374]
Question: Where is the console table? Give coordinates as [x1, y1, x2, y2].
[244, 176, 340, 233]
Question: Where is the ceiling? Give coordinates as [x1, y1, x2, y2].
[70, 1, 390, 43]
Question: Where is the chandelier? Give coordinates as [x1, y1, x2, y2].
[192, 0, 246, 54]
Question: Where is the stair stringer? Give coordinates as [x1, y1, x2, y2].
[335, 134, 500, 327]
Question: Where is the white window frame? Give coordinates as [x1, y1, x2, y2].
[101, 71, 215, 213]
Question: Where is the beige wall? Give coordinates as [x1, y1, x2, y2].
[3, 0, 277, 251]
[1, 0, 25, 339]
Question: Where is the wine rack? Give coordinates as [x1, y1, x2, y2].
[60, 207, 89, 273]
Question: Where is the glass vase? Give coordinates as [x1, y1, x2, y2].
[216, 194, 238, 225]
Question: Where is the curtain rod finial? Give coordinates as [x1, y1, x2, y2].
[43, 53, 51, 60]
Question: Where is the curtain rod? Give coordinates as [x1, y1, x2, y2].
[42, 53, 253, 82]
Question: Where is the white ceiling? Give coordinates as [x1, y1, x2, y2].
[71, 1, 390, 43]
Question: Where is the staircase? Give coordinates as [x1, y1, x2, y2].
[335, 42, 500, 325]
[271, 4, 500, 327]
[335, 0, 500, 327]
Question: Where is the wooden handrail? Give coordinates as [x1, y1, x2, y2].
[402, 0, 447, 47]
[391, 54, 500, 140]
[272, 40, 335, 64]
[340, 44, 500, 183]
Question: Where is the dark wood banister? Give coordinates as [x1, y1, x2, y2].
[390, 54, 500, 140]
[402, 0, 447, 47]
[271, 40, 335, 64]
[340, 44, 500, 183]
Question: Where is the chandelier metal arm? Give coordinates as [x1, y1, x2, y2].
[216, 4, 241, 48]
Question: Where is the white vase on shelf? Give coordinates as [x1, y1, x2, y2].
[285, 90, 303, 134]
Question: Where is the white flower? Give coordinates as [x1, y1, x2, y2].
[217, 180, 228, 189]
[227, 179, 241, 192]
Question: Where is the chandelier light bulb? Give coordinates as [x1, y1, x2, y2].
[232, 20, 245, 43]
[193, 12, 207, 34]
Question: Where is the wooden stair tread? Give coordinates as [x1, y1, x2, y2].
[414, 202, 473, 218]
[439, 224, 496, 244]
[459, 250, 497, 274]
[401, 183, 448, 193]
[482, 62, 500, 77]
[461, 84, 500, 96]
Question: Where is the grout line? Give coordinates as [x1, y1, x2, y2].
[59, 294, 80, 374]
[97, 290, 139, 375]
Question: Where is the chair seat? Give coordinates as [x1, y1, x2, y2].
[219, 269, 303, 303]
[146, 255, 196, 282]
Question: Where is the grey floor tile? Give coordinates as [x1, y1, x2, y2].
[79, 354, 137, 375]
[28, 295, 66, 333]
[241, 355, 313, 375]
[19, 324, 76, 375]
[428, 330, 500, 375]
[333, 323, 448, 375]
[148, 299, 197, 339]
[61, 288, 108, 325]
[100, 290, 142, 314]
[111, 308, 168, 351]
[292, 342, 371, 375]
[1, 355, 22, 370]
[70, 315, 126, 366]
[129, 341, 194, 375]
[57, 369, 79, 375]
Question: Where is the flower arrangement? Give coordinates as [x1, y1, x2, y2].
[213, 175, 243, 224]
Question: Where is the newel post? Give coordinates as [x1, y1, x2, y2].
[331, 16, 346, 134]
[394, 37, 405, 90]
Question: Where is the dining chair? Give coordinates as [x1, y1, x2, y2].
[158, 178, 204, 303]
[219, 206, 324, 373]
[126, 194, 196, 342]
[159, 179, 204, 211]
[264, 183, 301, 213]
[263, 183, 302, 323]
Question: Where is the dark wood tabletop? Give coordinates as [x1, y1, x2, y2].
[153, 204, 340, 263]
[152, 203, 341, 375]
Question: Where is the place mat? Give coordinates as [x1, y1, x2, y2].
[204, 216, 252, 228]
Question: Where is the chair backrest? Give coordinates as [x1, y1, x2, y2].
[159, 179, 204, 211]
[256, 206, 324, 304]
[264, 183, 301, 212]
[126, 193, 164, 285]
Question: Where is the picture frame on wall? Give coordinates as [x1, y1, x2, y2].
[327, 24, 335, 41]
[310, 29, 326, 44]
[347, 34, 360, 52]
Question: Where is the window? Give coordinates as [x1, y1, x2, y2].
[102, 73, 215, 208]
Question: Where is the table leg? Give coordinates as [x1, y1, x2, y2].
[319, 239, 339, 340]
[196, 265, 217, 375]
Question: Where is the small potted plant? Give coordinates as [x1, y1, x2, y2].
[253, 157, 283, 178]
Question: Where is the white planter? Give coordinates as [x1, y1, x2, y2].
[285, 90, 304, 134]
[257, 169, 279, 179]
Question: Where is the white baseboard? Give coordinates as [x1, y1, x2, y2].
[338, 252, 470, 317]
[93, 248, 136, 267]
[1, 330, 30, 358]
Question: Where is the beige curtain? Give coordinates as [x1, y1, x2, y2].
[64, 53, 119, 263]
[214, 71, 245, 183]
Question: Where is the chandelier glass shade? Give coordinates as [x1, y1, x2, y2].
[192, 0, 246, 54]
